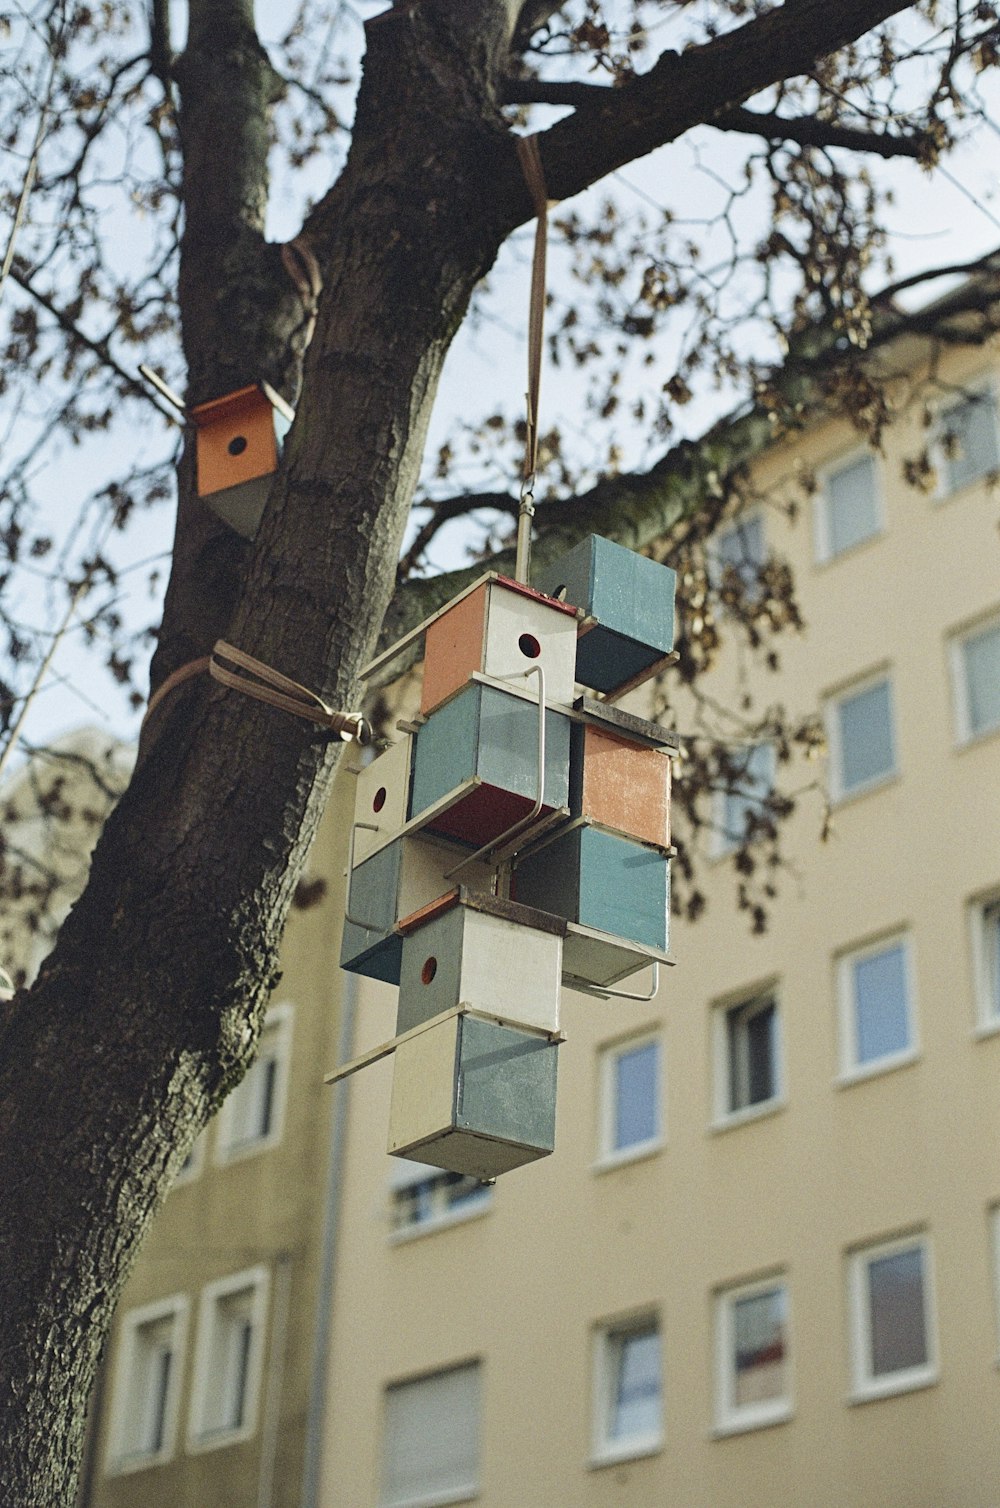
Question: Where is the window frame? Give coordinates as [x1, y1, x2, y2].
[814, 447, 883, 564]
[711, 987, 784, 1129]
[710, 511, 768, 608]
[187, 1266, 270, 1452]
[215, 1002, 294, 1165]
[970, 890, 1000, 1036]
[825, 668, 898, 804]
[836, 931, 918, 1083]
[712, 742, 777, 859]
[105, 1293, 189, 1474]
[935, 380, 1000, 498]
[595, 1030, 664, 1170]
[380, 1360, 482, 1508]
[950, 610, 1000, 747]
[388, 1160, 493, 1241]
[847, 1233, 938, 1402]
[591, 1312, 664, 1466]
[173, 1127, 208, 1188]
[713, 1274, 793, 1436]
[990, 1206, 1000, 1366]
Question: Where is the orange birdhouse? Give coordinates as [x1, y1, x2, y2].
[190, 382, 295, 538]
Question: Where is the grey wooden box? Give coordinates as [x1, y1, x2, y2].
[388, 1012, 559, 1179]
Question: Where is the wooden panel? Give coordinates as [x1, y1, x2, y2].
[575, 725, 671, 850]
[420, 583, 488, 715]
[515, 824, 670, 954]
[353, 737, 412, 862]
[193, 386, 280, 497]
[483, 584, 578, 707]
[387, 1013, 460, 1152]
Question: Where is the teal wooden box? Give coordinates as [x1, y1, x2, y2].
[513, 823, 670, 955]
[409, 681, 570, 848]
[388, 1012, 559, 1179]
[536, 534, 676, 693]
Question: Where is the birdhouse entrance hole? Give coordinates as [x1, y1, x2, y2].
[518, 633, 541, 659]
[421, 957, 438, 985]
[228, 435, 248, 456]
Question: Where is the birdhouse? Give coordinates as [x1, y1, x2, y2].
[421, 574, 579, 717]
[536, 534, 676, 695]
[388, 1010, 559, 1179]
[570, 722, 671, 850]
[190, 382, 294, 538]
[339, 832, 493, 983]
[351, 736, 413, 864]
[408, 681, 571, 849]
[561, 920, 670, 993]
[514, 822, 670, 955]
[396, 889, 564, 1036]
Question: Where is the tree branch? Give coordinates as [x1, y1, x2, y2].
[506, 0, 918, 215]
[712, 104, 930, 159]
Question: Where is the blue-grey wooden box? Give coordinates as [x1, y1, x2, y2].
[338, 840, 403, 983]
[409, 681, 571, 848]
[388, 1013, 559, 1178]
[514, 823, 670, 954]
[536, 534, 676, 693]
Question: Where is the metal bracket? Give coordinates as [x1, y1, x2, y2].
[567, 960, 660, 1003]
[343, 821, 381, 929]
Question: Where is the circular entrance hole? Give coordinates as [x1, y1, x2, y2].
[227, 435, 249, 456]
[372, 787, 387, 814]
[421, 957, 438, 985]
[518, 632, 541, 659]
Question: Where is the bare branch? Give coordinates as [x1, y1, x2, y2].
[711, 104, 930, 159]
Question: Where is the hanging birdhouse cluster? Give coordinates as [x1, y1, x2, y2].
[329, 535, 678, 1183]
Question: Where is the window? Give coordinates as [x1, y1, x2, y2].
[216, 1003, 293, 1163]
[971, 894, 1000, 1030]
[593, 1316, 663, 1463]
[106, 1296, 188, 1472]
[715, 1278, 791, 1433]
[848, 1235, 937, 1400]
[990, 1207, 1000, 1362]
[188, 1268, 269, 1449]
[714, 743, 776, 856]
[389, 1161, 492, 1237]
[712, 514, 767, 604]
[817, 451, 881, 561]
[952, 614, 1000, 744]
[826, 673, 897, 800]
[838, 934, 916, 1079]
[380, 1362, 481, 1507]
[939, 387, 1000, 494]
[598, 1035, 662, 1165]
[714, 991, 781, 1124]
[174, 1128, 207, 1188]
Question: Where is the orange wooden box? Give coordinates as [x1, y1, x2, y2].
[572, 723, 671, 850]
[190, 382, 294, 536]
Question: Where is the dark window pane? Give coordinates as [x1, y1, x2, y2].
[868, 1247, 928, 1376]
[614, 1042, 658, 1149]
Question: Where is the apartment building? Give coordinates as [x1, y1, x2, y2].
[318, 341, 1000, 1507]
[72, 330, 1000, 1507]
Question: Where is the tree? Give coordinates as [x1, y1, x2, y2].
[1, 0, 998, 1498]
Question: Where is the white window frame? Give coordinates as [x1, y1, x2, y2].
[710, 511, 767, 606]
[173, 1127, 208, 1188]
[825, 668, 898, 804]
[713, 1274, 793, 1435]
[187, 1266, 270, 1451]
[712, 743, 777, 859]
[596, 1031, 663, 1170]
[935, 380, 1000, 498]
[950, 610, 1000, 747]
[970, 890, 1000, 1036]
[814, 447, 883, 564]
[380, 1360, 481, 1508]
[847, 1233, 938, 1402]
[591, 1313, 663, 1466]
[836, 931, 918, 1083]
[388, 1160, 493, 1241]
[105, 1294, 189, 1474]
[990, 1205, 1000, 1366]
[711, 987, 783, 1129]
[215, 1002, 293, 1165]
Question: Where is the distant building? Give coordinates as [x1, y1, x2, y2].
[77, 329, 1000, 1507]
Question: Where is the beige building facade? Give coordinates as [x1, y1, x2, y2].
[73, 334, 1000, 1507]
[321, 343, 1000, 1507]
